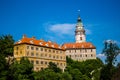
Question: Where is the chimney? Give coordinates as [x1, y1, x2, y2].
[22, 34, 27, 38]
[32, 36, 36, 39]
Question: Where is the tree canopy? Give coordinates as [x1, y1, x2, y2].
[0, 34, 14, 57]
[100, 40, 120, 80]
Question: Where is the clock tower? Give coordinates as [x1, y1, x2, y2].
[75, 16, 86, 43]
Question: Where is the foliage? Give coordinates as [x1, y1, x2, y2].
[8, 57, 33, 80]
[100, 40, 120, 80]
[0, 34, 14, 57]
[66, 57, 103, 80]
[103, 40, 119, 65]
[111, 63, 120, 80]
[0, 54, 8, 80]
[60, 72, 72, 80]
[47, 62, 62, 73]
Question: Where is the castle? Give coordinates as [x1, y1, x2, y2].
[62, 16, 96, 61]
[14, 15, 96, 71]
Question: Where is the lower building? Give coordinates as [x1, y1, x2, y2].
[62, 42, 96, 61]
[14, 35, 66, 71]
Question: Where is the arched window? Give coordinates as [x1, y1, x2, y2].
[80, 37, 82, 40]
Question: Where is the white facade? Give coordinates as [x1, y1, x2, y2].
[66, 49, 96, 61]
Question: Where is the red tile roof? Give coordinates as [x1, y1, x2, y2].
[62, 42, 96, 49]
[15, 36, 64, 50]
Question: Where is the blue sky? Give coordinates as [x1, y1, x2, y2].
[0, 0, 120, 62]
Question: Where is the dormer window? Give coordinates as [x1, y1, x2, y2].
[51, 45, 54, 48]
[45, 43, 48, 47]
[39, 42, 43, 45]
[30, 40, 33, 44]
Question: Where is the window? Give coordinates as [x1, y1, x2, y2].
[41, 48, 43, 51]
[53, 50, 55, 53]
[91, 49, 93, 52]
[69, 50, 71, 53]
[60, 63, 62, 66]
[36, 60, 39, 64]
[45, 54, 47, 57]
[36, 67, 39, 71]
[60, 51, 62, 53]
[45, 61, 47, 64]
[16, 52, 18, 55]
[56, 51, 58, 53]
[31, 52, 34, 56]
[91, 54, 93, 57]
[80, 37, 82, 40]
[41, 53, 43, 57]
[86, 55, 87, 57]
[49, 49, 51, 52]
[20, 51, 22, 54]
[31, 47, 34, 50]
[41, 67, 43, 70]
[16, 47, 19, 50]
[53, 56, 55, 58]
[27, 46, 29, 49]
[75, 55, 77, 57]
[31, 60, 34, 64]
[36, 53, 38, 56]
[41, 61, 43, 64]
[45, 49, 47, 52]
[60, 56, 62, 59]
[85, 49, 87, 52]
[80, 55, 82, 57]
[36, 47, 38, 51]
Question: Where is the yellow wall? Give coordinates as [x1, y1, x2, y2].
[14, 44, 66, 71]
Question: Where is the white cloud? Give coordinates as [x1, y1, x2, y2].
[46, 23, 92, 36]
[49, 23, 75, 35]
[85, 28, 92, 34]
[97, 53, 105, 57]
[103, 40, 120, 46]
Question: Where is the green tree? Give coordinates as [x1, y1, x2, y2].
[100, 40, 119, 80]
[0, 34, 14, 57]
[33, 69, 61, 80]
[9, 57, 33, 80]
[103, 40, 119, 65]
[0, 54, 8, 80]
[60, 72, 72, 80]
[112, 63, 120, 80]
[70, 69, 83, 80]
[48, 62, 62, 73]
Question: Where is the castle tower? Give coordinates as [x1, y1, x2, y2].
[75, 15, 86, 43]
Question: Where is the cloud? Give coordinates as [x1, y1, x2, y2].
[49, 23, 75, 35]
[85, 28, 92, 34]
[97, 53, 105, 57]
[103, 40, 120, 46]
[46, 23, 92, 36]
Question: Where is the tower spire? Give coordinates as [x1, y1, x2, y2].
[75, 13, 86, 43]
